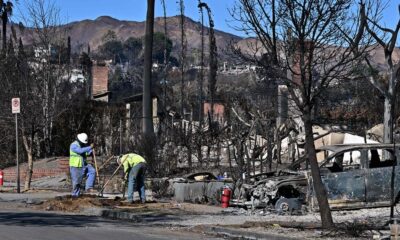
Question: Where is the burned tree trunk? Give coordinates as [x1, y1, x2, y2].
[179, 0, 186, 118]
[198, 1, 205, 127]
[303, 107, 334, 228]
[22, 124, 35, 191]
[381, 63, 399, 144]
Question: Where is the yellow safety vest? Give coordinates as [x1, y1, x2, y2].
[69, 141, 89, 167]
[121, 153, 146, 173]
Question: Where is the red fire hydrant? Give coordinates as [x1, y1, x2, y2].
[221, 186, 231, 208]
[0, 170, 4, 186]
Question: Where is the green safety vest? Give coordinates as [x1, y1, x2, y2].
[121, 153, 146, 173]
[69, 141, 87, 167]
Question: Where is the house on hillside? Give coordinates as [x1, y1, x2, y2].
[203, 100, 226, 126]
[69, 69, 85, 83]
[34, 44, 56, 62]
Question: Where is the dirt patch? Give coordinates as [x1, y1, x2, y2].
[35, 195, 124, 212]
[34, 195, 182, 213]
[34, 194, 225, 215]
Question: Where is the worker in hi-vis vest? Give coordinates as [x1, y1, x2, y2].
[69, 133, 95, 197]
[117, 153, 147, 203]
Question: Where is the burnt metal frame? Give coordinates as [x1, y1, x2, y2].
[311, 144, 400, 210]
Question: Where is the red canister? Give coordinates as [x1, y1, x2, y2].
[221, 186, 231, 208]
[0, 170, 4, 186]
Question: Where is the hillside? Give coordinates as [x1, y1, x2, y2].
[60, 15, 242, 55]
[10, 15, 399, 67]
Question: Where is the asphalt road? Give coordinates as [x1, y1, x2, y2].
[0, 210, 216, 240]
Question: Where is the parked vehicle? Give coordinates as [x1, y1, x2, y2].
[240, 144, 400, 213]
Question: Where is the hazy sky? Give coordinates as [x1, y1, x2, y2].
[15, 0, 399, 38]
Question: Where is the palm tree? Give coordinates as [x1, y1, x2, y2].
[198, 3, 217, 121]
[142, 0, 155, 136]
[1, 0, 13, 51]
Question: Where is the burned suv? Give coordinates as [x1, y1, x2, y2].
[240, 144, 400, 213]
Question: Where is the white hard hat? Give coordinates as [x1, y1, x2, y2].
[77, 133, 88, 144]
[117, 155, 126, 165]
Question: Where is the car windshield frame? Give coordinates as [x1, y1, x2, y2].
[318, 144, 399, 169]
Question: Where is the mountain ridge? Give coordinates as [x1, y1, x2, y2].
[9, 15, 399, 66]
[58, 15, 242, 55]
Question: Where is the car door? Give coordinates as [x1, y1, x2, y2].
[365, 148, 397, 203]
[321, 150, 366, 205]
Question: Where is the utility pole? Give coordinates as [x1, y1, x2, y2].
[142, 0, 155, 136]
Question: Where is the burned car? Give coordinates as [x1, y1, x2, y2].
[240, 144, 400, 213]
[237, 168, 308, 213]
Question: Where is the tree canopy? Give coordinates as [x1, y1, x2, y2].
[96, 32, 173, 65]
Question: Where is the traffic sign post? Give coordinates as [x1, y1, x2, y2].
[12, 98, 20, 193]
[12, 98, 20, 114]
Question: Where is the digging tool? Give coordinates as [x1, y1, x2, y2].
[92, 148, 100, 186]
[122, 179, 127, 199]
[98, 162, 124, 197]
[99, 156, 116, 171]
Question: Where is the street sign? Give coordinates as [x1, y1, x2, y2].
[11, 97, 21, 192]
[11, 98, 20, 114]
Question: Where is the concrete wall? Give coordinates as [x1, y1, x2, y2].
[173, 181, 234, 204]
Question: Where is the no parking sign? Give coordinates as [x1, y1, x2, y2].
[11, 97, 21, 192]
[12, 98, 20, 114]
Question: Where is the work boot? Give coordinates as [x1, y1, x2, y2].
[86, 189, 99, 195]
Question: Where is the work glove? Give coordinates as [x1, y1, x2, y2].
[90, 143, 94, 149]
[124, 173, 129, 181]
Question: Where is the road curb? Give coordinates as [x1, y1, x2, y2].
[100, 208, 183, 224]
[100, 209, 144, 222]
[193, 225, 299, 240]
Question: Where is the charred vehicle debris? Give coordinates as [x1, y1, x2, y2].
[233, 144, 400, 214]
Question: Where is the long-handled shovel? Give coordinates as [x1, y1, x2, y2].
[92, 149, 100, 187]
[99, 156, 116, 170]
[122, 179, 127, 199]
[98, 162, 124, 197]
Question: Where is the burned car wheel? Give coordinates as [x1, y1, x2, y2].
[275, 197, 301, 214]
